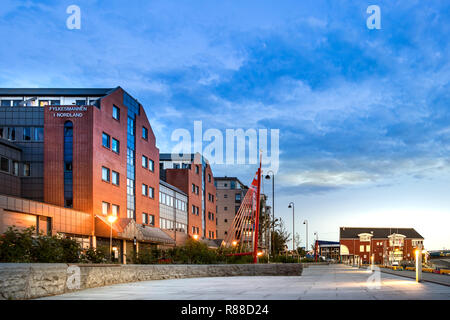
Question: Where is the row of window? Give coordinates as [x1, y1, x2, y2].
[102, 202, 119, 216]
[142, 213, 155, 226]
[141, 184, 155, 198]
[208, 193, 214, 202]
[191, 205, 200, 215]
[159, 191, 187, 211]
[102, 132, 120, 153]
[159, 218, 187, 233]
[191, 183, 199, 195]
[208, 231, 215, 239]
[141, 155, 154, 171]
[192, 226, 200, 234]
[0, 157, 30, 176]
[102, 167, 120, 185]
[207, 212, 215, 221]
[0, 127, 44, 141]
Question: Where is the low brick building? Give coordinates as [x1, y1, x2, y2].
[339, 227, 424, 265]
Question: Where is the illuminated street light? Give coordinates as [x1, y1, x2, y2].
[192, 234, 199, 240]
[107, 214, 117, 261]
[232, 240, 238, 247]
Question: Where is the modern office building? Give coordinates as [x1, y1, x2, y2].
[0, 87, 174, 262]
[159, 153, 217, 240]
[159, 180, 189, 245]
[314, 240, 340, 261]
[214, 176, 249, 240]
[339, 227, 425, 265]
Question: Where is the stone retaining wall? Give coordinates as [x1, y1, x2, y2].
[0, 263, 302, 300]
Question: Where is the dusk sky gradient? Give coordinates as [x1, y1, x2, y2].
[0, 0, 449, 249]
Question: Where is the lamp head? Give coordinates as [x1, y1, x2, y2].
[288, 204, 292, 208]
[107, 215, 117, 224]
[265, 174, 270, 180]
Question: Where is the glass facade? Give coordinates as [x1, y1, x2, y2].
[124, 92, 139, 221]
[63, 121, 73, 208]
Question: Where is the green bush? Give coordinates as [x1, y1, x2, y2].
[80, 246, 109, 264]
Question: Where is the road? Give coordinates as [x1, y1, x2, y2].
[41, 264, 450, 300]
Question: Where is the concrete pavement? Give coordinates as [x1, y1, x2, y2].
[41, 264, 450, 300]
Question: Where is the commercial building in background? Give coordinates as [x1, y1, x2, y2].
[214, 176, 248, 240]
[314, 240, 340, 261]
[0, 87, 175, 263]
[159, 180, 189, 246]
[339, 227, 424, 265]
[159, 153, 217, 241]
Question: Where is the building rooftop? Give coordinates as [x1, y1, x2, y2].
[0, 88, 116, 97]
[339, 227, 424, 239]
[159, 180, 187, 196]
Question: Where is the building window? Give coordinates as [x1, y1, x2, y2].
[102, 167, 110, 182]
[0, 157, 9, 172]
[195, 165, 199, 174]
[142, 213, 148, 224]
[360, 245, 364, 252]
[196, 186, 199, 195]
[208, 174, 211, 182]
[112, 105, 120, 120]
[23, 163, 30, 176]
[112, 138, 120, 153]
[149, 187, 154, 199]
[75, 100, 86, 106]
[235, 193, 241, 202]
[366, 245, 370, 252]
[142, 155, 148, 168]
[142, 126, 148, 140]
[112, 204, 119, 216]
[224, 194, 228, 198]
[112, 171, 119, 185]
[142, 184, 148, 196]
[192, 184, 195, 193]
[12, 161, 19, 176]
[64, 122, 73, 208]
[149, 214, 155, 226]
[23, 127, 31, 141]
[102, 202, 109, 215]
[34, 127, 44, 141]
[102, 132, 110, 149]
[224, 207, 228, 211]
[149, 159, 154, 171]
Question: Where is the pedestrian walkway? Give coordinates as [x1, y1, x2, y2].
[41, 264, 450, 300]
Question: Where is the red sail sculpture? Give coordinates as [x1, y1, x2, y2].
[222, 158, 262, 263]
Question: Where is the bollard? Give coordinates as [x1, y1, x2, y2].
[415, 249, 422, 282]
[370, 254, 374, 272]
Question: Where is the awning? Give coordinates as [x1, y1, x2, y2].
[95, 216, 175, 245]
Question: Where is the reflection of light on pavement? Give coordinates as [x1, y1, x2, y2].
[381, 280, 420, 287]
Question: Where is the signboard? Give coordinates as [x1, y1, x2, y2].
[48, 106, 87, 118]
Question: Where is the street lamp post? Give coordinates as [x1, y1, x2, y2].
[288, 202, 295, 252]
[107, 214, 118, 261]
[303, 220, 308, 255]
[265, 171, 275, 257]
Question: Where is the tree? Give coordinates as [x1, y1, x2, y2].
[271, 218, 290, 255]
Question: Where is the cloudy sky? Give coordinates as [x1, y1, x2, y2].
[1, 0, 449, 250]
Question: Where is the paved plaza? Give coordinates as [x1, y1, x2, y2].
[41, 264, 450, 300]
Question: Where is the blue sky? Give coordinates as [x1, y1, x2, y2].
[1, 1, 449, 249]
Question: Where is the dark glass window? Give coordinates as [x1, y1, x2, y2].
[142, 126, 148, 140]
[149, 214, 155, 226]
[23, 127, 31, 141]
[149, 159, 154, 171]
[0, 157, 9, 172]
[23, 163, 30, 176]
[102, 132, 110, 148]
[34, 127, 44, 141]
[12, 100, 22, 107]
[50, 100, 60, 105]
[102, 167, 110, 182]
[112, 138, 120, 153]
[64, 121, 73, 208]
[112, 171, 119, 185]
[142, 155, 147, 168]
[75, 100, 86, 106]
[142, 213, 148, 224]
[1, 100, 11, 107]
[113, 105, 120, 120]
